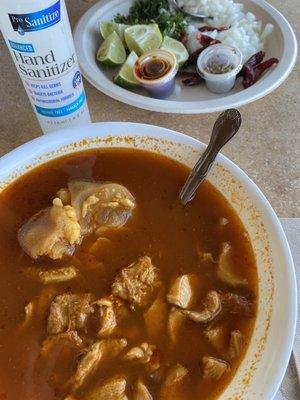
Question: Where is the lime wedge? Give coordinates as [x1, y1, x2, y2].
[124, 24, 162, 56]
[114, 51, 139, 89]
[100, 21, 128, 45]
[115, 24, 128, 44]
[161, 36, 189, 67]
[99, 21, 117, 39]
[97, 31, 126, 67]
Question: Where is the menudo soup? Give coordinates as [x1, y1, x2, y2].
[0, 148, 258, 400]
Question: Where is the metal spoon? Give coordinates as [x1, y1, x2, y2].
[170, 0, 208, 19]
[179, 109, 242, 205]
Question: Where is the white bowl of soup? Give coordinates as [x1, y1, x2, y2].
[0, 122, 296, 400]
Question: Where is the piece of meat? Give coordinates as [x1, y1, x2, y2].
[159, 364, 188, 400]
[98, 304, 117, 337]
[144, 290, 168, 341]
[168, 307, 186, 344]
[182, 291, 221, 323]
[73, 338, 127, 390]
[94, 296, 130, 337]
[228, 330, 243, 359]
[47, 293, 94, 335]
[202, 356, 229, 380]
[112, 256, 161, 308]
[68, 180, 135, 234]
[37, 331, 83, 391]
[167, 275, 194, 309]
[18, 198, 81, 260]
[133, 379, 153, 400]
[217, 242, 248, 287]
[41, 331, 83, 358]
[164, 364, 188, 386]
[123, 342, 156, 364]
[220, 292, 254, 317]
[24, 265, 78, 284]
[123, 342, 161, 373]
[86, 376, 127, 400]
[204, 325, 227, 355]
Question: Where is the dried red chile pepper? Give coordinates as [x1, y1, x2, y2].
[240, 51, 279, 88]
[180, 34, 188, 45]
[178, 71, 203, 86]
[185, 34, 221, 67]
[198, 25, 229, 32]
[244, 51, 266, 68]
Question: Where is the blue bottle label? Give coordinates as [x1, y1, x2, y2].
[8, 0, 61, 34]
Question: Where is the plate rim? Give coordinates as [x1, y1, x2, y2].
[73, 0, 298, 113]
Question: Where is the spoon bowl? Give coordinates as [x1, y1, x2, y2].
[170, 0, 208, 19]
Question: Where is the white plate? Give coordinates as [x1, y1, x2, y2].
[0, 122, 297, 398]
[74, 0, 297, 113]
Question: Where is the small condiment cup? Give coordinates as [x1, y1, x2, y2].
[133, 49, 178, 99]
[197, 44, 243, 94]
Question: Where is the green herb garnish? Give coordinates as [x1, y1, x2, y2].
[205, 62, 235, 74]
[114, 0, 187, 41]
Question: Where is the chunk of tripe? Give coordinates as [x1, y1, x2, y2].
[40, 331, 83, 358]
[123, 342, 156, 364]
[164, 364, 188, 386]
[24, 265, 78, 284]
[217, 242, 248, 287]
[133, 379, 153, 400]
[73, 338, 127, 390]
[94, 295, 130, 338]
[18, 198, 81, 260]
[85, 376, 127, 400]
[202, 356, 229, 380]
[144, 290, 168, 341]
[68, 180, 135, 235]
[167, 307, 186, 345]
[204, 325, 227, 354]
[159, 364, 188, 400]
[167, 274, 194, 309]
[228, 330, 243, 359]
[181, 291, 221, 323]
[47, 293, 94, 335]
[112, 256, 161, 308]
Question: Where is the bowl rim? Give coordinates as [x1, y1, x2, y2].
[73, 0, 298, 113]
[0, 121, 297, 399]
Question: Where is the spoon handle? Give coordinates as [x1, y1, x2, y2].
[180, 109, 242, 205]
[170, 0, 206, 19]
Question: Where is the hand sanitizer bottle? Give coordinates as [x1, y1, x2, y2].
[0, 0, 91, 134]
